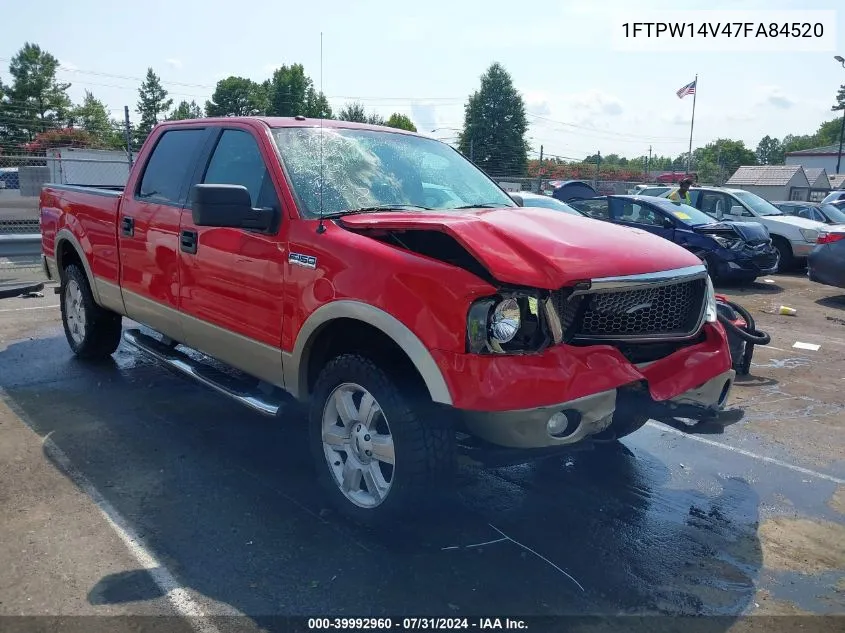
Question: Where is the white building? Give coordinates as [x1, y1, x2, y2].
[785, 144, 844, 175]
[725, 165, 812, 202]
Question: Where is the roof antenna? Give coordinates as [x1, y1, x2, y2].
[316, 31, 326, 235]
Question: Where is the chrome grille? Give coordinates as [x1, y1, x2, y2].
[554, 276, 707, 341]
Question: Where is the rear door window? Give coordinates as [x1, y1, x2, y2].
[137, 129, 207, 206]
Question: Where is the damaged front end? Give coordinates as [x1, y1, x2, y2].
[695, 221, 780, 276]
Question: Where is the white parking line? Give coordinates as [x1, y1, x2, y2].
[43, 436, 239, 632]
[0, 304, 59, 313]
[646, 421, 845, 485]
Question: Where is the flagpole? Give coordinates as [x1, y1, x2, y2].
[686, 74, 697, 174]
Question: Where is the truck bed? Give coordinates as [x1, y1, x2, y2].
[40, 184, 123, 285]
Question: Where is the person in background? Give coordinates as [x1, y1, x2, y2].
[668, 178, 693, 204]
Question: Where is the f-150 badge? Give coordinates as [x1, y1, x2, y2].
[289, 252, 317, 269]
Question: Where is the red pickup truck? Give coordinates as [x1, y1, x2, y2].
[40, 117, 736, 523]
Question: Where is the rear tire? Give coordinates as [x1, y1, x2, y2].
[771, 236, 794, 272]
[308, 353, 455, 527]
[60, 264, 122, 360]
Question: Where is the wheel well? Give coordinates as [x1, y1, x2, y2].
[304, 318, 428, 400]
[56, 239, 83, 281]
[771, 234, 792, 254]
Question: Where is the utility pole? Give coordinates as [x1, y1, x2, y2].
[537, 145, 544, 193]
[124, 106, 134, 167]
[594, 150, 601, 188]
[647, 145, 652, 182]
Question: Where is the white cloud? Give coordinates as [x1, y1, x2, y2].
[166, 58, 183, 69]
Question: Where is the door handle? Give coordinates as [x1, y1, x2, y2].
[121, 216, 134, 237]
[180, 229, 198, 254]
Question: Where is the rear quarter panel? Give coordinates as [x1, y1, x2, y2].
[40, 185, 122, 285]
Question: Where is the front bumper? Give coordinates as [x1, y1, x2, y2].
[435, 322, 735, 449]
[714, 245, 779, 279]
[457, 368, 736, 449]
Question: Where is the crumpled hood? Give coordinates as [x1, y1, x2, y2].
[339, 207, 702, 289]
[695, 221, 770, 243]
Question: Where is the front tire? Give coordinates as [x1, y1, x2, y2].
[60, 264, 122, 360]
[308, 353, 455, 526]
[771, 236, 794, 272]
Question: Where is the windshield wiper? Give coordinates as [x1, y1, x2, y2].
[321, 204, 433, 218]
[450, 203, 510, 209]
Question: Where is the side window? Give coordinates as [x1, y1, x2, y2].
[727, 196, 754, 217]
[571, 199, 609, 220]
[610, 199, 659, 225]
[812, 208, 825, 222]
[202, 129, 277, 209]
[700, 193, 724, 217]
[138, 129, 206, 205]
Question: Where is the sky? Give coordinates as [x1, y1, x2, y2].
[1, 0, 843, 162]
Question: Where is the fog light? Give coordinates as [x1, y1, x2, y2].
[547, 410, 581, 438]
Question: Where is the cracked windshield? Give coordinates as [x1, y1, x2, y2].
[272, 127, 515, 217]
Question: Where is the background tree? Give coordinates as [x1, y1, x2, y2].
[693, 139, 757, 175]
[384, 113, 417, 132]
[2, 43, 72, 144]
[755, 135, 784, 165]
[265, 64, 310, 116]
[169, 100, 204, 120]
[136, 68, 173, 143]
[303, 86, 333, 119]
[459, 62, 529, 176]
[337, 101, 368, 123]
[69, 91, 124, 149]
[205, 76, 267, 118]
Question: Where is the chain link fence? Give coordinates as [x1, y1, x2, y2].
[0, 150, 132, 288]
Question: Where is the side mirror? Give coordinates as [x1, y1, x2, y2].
[729, 205, 744, 216]
[510, 193, 525, 207]
[191, 184, 275, 231]
[663, 217, 675, 229]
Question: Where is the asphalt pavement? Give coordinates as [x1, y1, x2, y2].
[0, 276, 843, 633]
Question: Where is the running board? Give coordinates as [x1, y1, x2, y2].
[122, 328, 292, 417]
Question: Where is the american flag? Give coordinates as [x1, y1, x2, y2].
[676, 80, 696, 99]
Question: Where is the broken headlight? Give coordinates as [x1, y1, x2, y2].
[712, 235, 742, 250]
[466, 292, 563, 354]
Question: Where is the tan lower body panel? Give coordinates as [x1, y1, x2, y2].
[95, 281, 284, 389]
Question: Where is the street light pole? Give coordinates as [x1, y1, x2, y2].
[836, 56, 845, 175]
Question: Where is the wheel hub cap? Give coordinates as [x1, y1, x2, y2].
[64, 280, 86, 345]
[321, 383, 395, 509]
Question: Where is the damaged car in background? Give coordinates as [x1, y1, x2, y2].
[569, 195, 779, 284]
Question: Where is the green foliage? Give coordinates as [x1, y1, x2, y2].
[205, 76, 267, 118]
[70, 91, 124, 149]
[833, 84, 845, 112]
[338, 101, 367, 122]
[169, 100, 204, 120]
[459, 62, 529, 176]
[265, 64, 310, 116]
[384, 113, 417, 132]
[136, 68, 173, 143]
[2, 42, 72, 144]
[755, 135, 784, 165]
[303, 87, 333, 119]
[693, 139, 757, 174]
